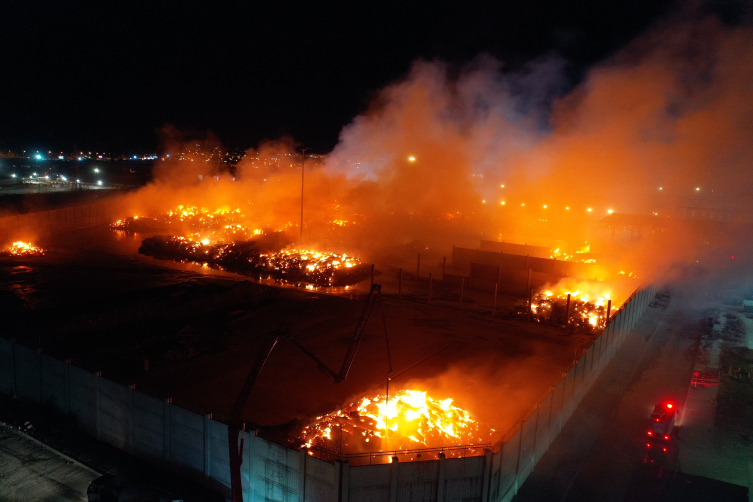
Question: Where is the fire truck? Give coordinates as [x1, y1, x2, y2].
[646, 402, 677, 442]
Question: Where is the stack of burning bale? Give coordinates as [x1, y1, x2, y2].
[511, 290, 614, 332]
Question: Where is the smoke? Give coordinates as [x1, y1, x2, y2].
[117, 8, 753, 288]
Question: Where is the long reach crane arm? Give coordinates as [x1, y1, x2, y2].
[227, 283, 381, 502]
[286, 282, 381, 383]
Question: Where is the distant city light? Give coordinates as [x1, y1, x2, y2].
[97, 180, 103, 185]
[32, 172, 37, 176]
[78, 157, 83, 161]
[94, 168, 99, 173]
[11, 174, 16, 178]
[45, 175, 49, 179]
[58, 155, 64, 160]
[35, 154, 42, 160]
[695, 187, 700, 191]
[659, 187, 663, 190]
[61, 176, 67, 181]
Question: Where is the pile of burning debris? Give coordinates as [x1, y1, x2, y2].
[301, 389, 492, 453]
[113, 205, 369, 286]
[138, 236, 368, 286]
[511, 290, 615, 332]
[111, 205, 269, 243]
[2, 241, 46, 257]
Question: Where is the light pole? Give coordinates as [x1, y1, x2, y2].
[300, 148, 306, 243]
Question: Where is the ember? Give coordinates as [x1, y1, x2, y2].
[4, 241, 46, 256]
[302, 390, 491, 452]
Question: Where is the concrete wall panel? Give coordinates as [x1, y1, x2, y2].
[39, 355, 66, 412]
[132, 392, 165, 461]
[305, 455, 337, 502]
[14, 345, 39, 403]
[349, 463, 390, 502]
[0, 338, 12, 395]
[533, 392, 553, 463]
[251, 435, 301, 502]
[397, 460, 439, 502]
[444, 456, 484, 502]
[169, 405, 205, 473]
[99, 378, 130, 450]
[68, 365, 97, 435]
[515, 411, 538, 487]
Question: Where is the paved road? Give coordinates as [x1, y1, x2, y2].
[0, 423, 99, 502]
[513, 291, 749, 502]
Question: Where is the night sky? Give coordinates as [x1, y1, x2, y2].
[0, 0, 699, 153]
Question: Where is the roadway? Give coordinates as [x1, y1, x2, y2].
[0, 422, 99, 502]
[513, 290, 749, 502]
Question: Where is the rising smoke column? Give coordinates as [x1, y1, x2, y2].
[119, 7, 753, 282]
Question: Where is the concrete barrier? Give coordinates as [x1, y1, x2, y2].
[0, 287, 656, 501]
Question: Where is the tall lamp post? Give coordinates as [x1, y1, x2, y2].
[300, 148, 306, 243]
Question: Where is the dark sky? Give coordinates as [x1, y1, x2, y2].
[1, 0, 681, 153]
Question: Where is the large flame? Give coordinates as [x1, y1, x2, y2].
[5, 241, 46, 256]
[302, 389, 491, 452]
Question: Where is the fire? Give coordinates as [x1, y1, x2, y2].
[515, 278, 627, 331]
[138, 236, 367, 286]
[4, 241, 46, 256]
[528, 289, 615, 331]
[302, 390, 491, 452]
[111, 204, 264, 244]
[550, 243, 596, 263]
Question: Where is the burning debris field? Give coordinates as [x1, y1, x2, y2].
[3, 241, 46, 257]
[138, 237, 369, 286]
[111, 205, 370, 286]
[301, 389, 492, 454]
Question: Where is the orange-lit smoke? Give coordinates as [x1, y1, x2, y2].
[118, 11, 753, 286]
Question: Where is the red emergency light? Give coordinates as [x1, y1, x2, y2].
[664, 435, 669, 440]
[647, 431, 653, 436]
[666, 403, 673, 409]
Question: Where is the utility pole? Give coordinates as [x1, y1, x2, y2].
[300, 148, 306, 243]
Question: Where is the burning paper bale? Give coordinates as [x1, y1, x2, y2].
[138, 235, 369, 286]
[111, 205, 267, 243]
[3, 241, 46, 256]
[301, 389, 492, 453]
[512, 290, 616, 332]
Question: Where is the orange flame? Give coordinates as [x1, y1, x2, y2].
[302, 389, 491, 451]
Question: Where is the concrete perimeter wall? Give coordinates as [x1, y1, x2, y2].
[0, 287, 656, 502]
[0, 200, 119, 242]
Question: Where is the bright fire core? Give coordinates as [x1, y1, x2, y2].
[302, 390, 492, 452]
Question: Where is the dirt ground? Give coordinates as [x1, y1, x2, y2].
[2, 226, 599, 448]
